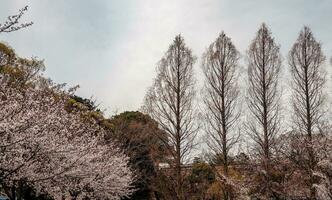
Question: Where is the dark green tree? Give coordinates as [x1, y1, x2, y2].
[186, 159, 215, 200]
[108, 111, 168, 200]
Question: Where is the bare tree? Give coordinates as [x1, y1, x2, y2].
[288, 26, 326, 199]
[246, 23, 282, 198]
[0, 6, 33, 34]
[202, 32, 240, 199]
[143, 35, 197, 200]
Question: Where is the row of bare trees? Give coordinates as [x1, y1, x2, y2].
[143, 24, 331, 199]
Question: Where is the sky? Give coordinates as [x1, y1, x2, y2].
[1, 0, 332, 116]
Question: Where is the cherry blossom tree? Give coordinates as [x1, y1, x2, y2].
[282, 131, 332, 199]
[0, 45, 134, 200]
[313, 132, 332, 200]
[0, 6, 33, 34]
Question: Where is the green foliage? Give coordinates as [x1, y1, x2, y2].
[0, 42, 17, 76]
[185, 160, 216, 200]
[71, 95, 100, 112]
[111, 111, 153, 125]
[0, 43, 45, 88]
[188, 160, 215, 184]
[108, 111, 168, 200]
[0, 43, 15, 57]
[0, 43, 15, 71]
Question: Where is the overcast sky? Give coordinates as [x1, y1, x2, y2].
[1, 0, 331, 116]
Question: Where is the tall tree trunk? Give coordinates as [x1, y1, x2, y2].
[202, 32, 240, 200]
[11, 186, 16, 200]
[143, 35, 197, 200]
[247, 24, 281, 198]
[289, 26, 326, 199]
